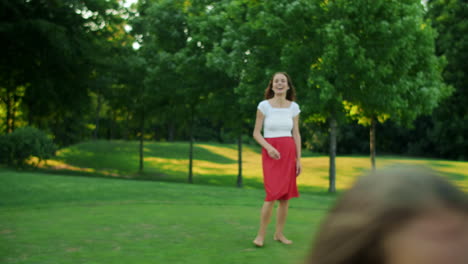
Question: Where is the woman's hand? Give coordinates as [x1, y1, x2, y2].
[296, 160, 302, 176]
[267, 147, 281, 160]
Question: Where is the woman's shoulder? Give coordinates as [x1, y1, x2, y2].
[257, 100, 269, 114]
[291, 101, 300, 108]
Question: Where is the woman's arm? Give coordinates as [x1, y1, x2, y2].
[292, 114, 302, 175]
[253, 110, 280, 159]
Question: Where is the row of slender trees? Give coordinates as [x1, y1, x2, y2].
[1, 0, 466, 192]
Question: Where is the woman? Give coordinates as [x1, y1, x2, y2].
[306, 166, 468, 264]
[252, 72, 302, 247]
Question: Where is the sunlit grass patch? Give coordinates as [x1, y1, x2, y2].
[28, 140, 468, 192]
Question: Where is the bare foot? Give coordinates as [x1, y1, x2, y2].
[253, 237, 264, 247]
[274, 234, 293, 245]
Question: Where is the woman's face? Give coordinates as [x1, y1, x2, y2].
[383, 210, 468, 264]
[271, 73, 289, 96]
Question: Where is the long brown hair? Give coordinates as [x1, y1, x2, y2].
[306, 165, 468, 264]
[264, 72, 296, 101]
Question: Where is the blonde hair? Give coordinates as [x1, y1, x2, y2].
[306, 165, 468, 264]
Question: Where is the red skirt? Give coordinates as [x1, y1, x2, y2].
[262, 136, 299, 201]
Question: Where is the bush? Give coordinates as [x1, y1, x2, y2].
[0, 126, 57, 168]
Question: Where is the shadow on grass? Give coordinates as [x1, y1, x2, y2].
[148, 173, 334, 196]
[14, 140, 340, 198]
[58, 140, 237, 169]
[18, 163, 334, 198]
[28, 166, 142, 181]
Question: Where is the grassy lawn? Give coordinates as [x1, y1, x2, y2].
[1, 140, 467, 263]
[0, 169, 333, 264]
[33, 140, 468, 192]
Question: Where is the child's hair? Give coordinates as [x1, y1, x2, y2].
[306, 165, 468, 264]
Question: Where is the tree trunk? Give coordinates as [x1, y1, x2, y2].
[218, 126, 224, 143]
[168, 121, 175, 142]
[94, 92, 103, 139]
[370, 116, 377, 171]
[125, 111, 131, 140]
[153, 125, 158, 141]
[188, 109, 194, 183]
[108, 109, 114, 140]
[5, 87, 11, 133]
[328, 117, 337, 193]
[27, 100, 33, 127]
[139, 112, 145, 173]
[11, 93, 19, 132]
[237, 130, 243, 188]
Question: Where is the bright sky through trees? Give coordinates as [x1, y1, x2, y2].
[124, 0, 138, 8]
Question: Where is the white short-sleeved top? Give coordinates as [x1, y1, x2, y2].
[257, 100, 301, 138]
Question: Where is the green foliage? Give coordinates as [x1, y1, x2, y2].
[0, 127, 56, 168]
[423, 0, 468, 160]
[1, 0, 466, 161]
[0, 0, 129, 145]
[205, 0, 320, 108]
[311, 0, 452, 125]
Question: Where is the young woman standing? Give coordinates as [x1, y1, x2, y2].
[252, 72, 302, 247]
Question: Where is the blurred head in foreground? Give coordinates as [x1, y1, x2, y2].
[306, 165, 468, 264]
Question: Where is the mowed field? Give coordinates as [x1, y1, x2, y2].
[32, 140, 468, 192]
[0, 169, 333, 264]
[1, 140, 467, 264]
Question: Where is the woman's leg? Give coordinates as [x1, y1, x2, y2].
[253, 201, 276, 246]
[274, 199, 293, 244]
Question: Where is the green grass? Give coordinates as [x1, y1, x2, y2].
[0, 169, 333, 264]
[32, 140, 468, 192]
[1, 140, 467, 263]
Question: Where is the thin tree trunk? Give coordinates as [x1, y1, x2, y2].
[139, 112, 145, 173]
[168, 121, 175, 142]
[370, 116, 377, 171]
[328, 117, 337, 193]
[27, 100, 33, 127]
[188, 109, 194, 183]
[0, 94, 6, 133]
[11, 93, 19, 132]
[218, 126, 224, 143]
[11, 94, 18, 131]
[237, 130, 243, 188]
[108, 109, 114, 140]
[125, 111, 131, 140]
[153, 125, 158, 141]
[5, 87, 11, 133]
[94, 92, 102, 139]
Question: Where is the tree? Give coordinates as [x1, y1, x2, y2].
[313, 0, 452, 172]
[0, 0, 128, 146]
[115, 52, 149, 173]
[206, 0, 321, 187]
[133, 0, 224, 181]
[180, 0, 243, 184]
[425, 0, 468, 160]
